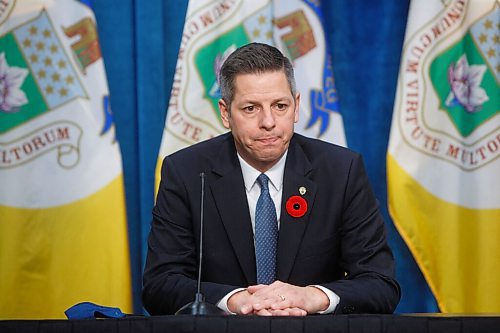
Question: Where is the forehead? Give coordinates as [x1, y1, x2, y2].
[232, 71, 292, 101]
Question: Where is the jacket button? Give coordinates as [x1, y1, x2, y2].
[342, 305, 355, 314]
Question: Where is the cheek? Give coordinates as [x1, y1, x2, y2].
[282, 116, 296, 134]
[233, 120, 257, 137]
[232, 124, 253, 142]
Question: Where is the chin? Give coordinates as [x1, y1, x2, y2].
[258, 151, 285, 162]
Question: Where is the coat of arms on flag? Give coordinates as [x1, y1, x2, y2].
[0, 4, 119, 205]
[395, 0, 498, 172]
[1, 11, 86, 169]
[431, 7, 498, 138]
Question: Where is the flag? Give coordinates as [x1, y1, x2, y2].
[388, 0, 499, 312]
[156, 0, 346, 187]
[0, 1, 132, 318]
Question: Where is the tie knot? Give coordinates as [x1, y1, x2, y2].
[257, 173, 270, 191]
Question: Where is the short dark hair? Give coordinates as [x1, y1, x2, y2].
[218, 42, 296, 107]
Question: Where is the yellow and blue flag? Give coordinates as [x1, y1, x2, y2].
[0, 0, 132, 318]
[388, 0, 500, 312]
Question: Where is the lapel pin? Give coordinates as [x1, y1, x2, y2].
[299, 186, 306, 195]
[286, 195, 308, 218]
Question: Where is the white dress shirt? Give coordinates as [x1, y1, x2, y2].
[217, 151, 339, 314]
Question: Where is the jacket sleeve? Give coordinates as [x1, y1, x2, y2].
[142, 156, 238, 315]
[321, 154, 401, 314]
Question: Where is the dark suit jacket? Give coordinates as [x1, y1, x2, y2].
[143, 132, 400, 315]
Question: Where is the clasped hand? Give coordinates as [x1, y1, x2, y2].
[227, 280, 329, 316]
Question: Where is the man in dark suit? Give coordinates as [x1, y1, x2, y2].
[143, 43, 400, 315]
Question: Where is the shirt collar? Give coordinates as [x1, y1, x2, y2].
[238, 150, 288, 192]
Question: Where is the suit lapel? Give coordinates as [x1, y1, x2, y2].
[208, 134, 317, 285]
[210, 135, 257, 285]
[277, 137, 317, 281]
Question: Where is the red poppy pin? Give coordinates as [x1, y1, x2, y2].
[286, 195, 308, 218]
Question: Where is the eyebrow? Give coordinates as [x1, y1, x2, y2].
[239, 96, 292, 105]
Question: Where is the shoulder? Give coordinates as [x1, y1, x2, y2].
[165, 132, 232, 162]
[159, 132, 236, 180]
[292, 133, 361, 164]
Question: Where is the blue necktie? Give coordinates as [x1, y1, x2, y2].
[255, 173, 278, 285]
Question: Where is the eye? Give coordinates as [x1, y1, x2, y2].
[274, 103, 288, 111]
[243, 105, 256, 113]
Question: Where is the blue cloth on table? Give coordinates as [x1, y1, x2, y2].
[65, 302, 126, 319]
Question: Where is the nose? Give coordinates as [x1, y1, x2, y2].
[260, 106, 276, 130]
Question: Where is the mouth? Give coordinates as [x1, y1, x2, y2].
[256, 136, 279, 145]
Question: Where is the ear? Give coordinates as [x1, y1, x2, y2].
[294, 92, 300, 123]
[219, 99, 231, 129]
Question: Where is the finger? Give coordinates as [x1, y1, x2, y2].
[254, 292, 289, 309]
[249, 289, 280, 307]
[267, 309, 290, 316]
[254, 281, 291, 298]
[254, 308, 273, 316]
[268, 307, 307, 316]
[239, 304, 254, 315]
[251, 287, 274, 298]
[285, 307, 307, 316]
[251, 281, 284, 297]
[252, 297, 276, 311]
[271, 298, 293, 310]
[247, 284, 267, 294]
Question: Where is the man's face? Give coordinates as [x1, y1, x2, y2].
[219, 70, 300, 172]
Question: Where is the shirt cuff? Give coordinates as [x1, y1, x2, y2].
[311, 285, 340, 314]
[216, 288, 246, 314]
